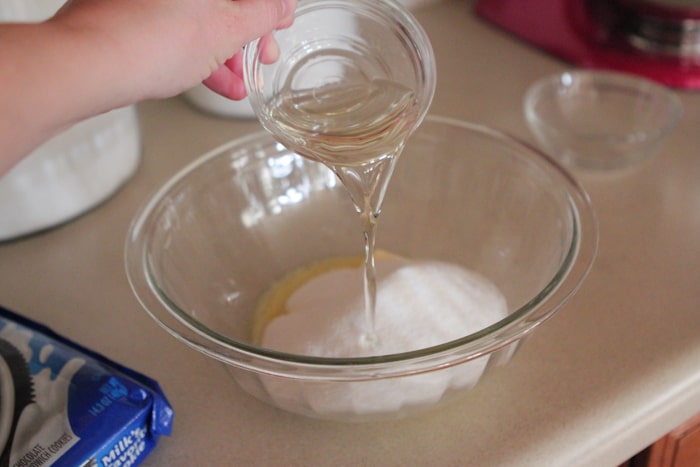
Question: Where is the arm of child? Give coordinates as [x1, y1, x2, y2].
[0, 0, 295, 176]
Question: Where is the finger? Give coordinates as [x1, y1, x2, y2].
[202, 36, 278, 98]
[258, 34, 280, 65]
[276, 0, 297, 29]
[228, 0, 295, 45]
[228, 53, 244, 78]
[203, 63, 247, 100]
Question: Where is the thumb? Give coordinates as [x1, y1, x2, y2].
[229, 0, 295, 45]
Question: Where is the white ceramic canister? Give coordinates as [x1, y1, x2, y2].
[0, 1, 142, 241]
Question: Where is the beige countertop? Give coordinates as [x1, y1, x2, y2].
[2, 1, 700, 465]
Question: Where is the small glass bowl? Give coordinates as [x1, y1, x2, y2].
[125, 116, 597, 422]
[524, 70, 683, 171]
[243, 0, 436, 151]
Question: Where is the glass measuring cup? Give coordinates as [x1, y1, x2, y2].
[243, 0, 436, 347]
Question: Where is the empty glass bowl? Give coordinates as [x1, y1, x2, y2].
[524, 70, 683, 171]
[125, 116, 597, 422]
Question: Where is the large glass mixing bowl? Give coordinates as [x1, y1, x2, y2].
[125, 116, 598, 422]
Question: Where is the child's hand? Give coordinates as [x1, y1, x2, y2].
[0, 0, 296, 175]
[53, 0, 295, 102]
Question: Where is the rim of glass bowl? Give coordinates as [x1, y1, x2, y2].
[524, 70, 684, 143]
[243, 0, 437, 139]
[124, 115, 598, 382]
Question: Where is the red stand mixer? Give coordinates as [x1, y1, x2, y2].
[475, 0, 700, 90]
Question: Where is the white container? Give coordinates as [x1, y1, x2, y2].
[0, 107, 142, 240]
[182, 85, 258, 119]
[0, 1, 142, 241]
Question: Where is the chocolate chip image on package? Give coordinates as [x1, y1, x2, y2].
[0, 306, 173, 467]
